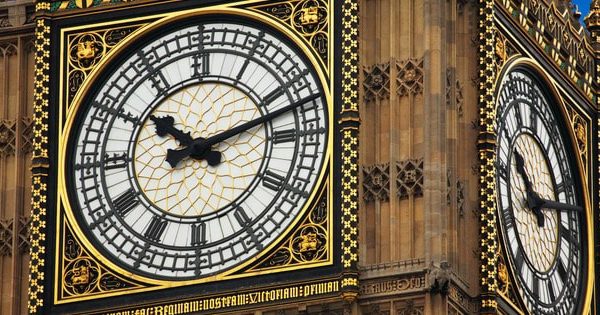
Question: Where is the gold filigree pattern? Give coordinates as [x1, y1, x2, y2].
[60, 219, 143, 300]
[570, 112, 588, 171]
[251, 0, 329, 67]
[250, 186, 328, 270]
[66, 24, 145, 108]
[478, 0, 499, 313]
[29, 16, 51, 315]
[510, 135, 559, 272]
[135, 83, 266, 216]
[498, 0, 594, 99]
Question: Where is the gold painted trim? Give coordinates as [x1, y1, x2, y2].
[493, 57, 594, 315]
[55, 5, 335, 302]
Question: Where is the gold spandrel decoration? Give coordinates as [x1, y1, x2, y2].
[248, 185, 329, 271]
[249, 0, 329, 68]
[59, 218, 144, 301]
[567, 111, 588, 176]
[66, 24, 145, 109]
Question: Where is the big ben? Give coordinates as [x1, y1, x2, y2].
[0, 0, 598, 314]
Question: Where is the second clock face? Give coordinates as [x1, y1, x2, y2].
[495, 69, 585, 313]
[66, 17, 329, 280]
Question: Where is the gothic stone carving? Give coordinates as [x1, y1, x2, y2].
[21, 117, 34, 154]
[427, 262, 450, 295]
[396, 58, 424, 97]
[397, 300, 424, 315]
[18, 216, 31, 253]
[363, 163, 390, 202]
[0, 119, 16, 157]
[396, 158, 424, 199]
[363, 62, 390, 102]
[0, 218, 13, 256]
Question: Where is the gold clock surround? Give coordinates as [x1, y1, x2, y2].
[493, 57, 594, 314]
[54, 5, 335, 303]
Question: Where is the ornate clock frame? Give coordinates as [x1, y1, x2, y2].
[479, 0, 597, 314]
[29, 1, 360, 314]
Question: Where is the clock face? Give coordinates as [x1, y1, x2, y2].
[495, 69, 585, 313]
[66, 17, 329, 280]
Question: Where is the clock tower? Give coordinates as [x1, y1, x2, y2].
[0, 0, 597, 314]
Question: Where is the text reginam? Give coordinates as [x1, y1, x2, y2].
[101, 280, 340, 315]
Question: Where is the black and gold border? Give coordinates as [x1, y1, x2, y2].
[28, 12, 52, 315]
[478, 0, 499, 313]
[31, 0, 356, 312]
[339, 0, 359, 301]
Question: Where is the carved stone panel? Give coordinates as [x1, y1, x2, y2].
[0, 218, 13, 256]
[396, 158, 424, 199]
[363, 62, 391, 102]
[396, 58, 424, 97]
[363, 163, 390, 202]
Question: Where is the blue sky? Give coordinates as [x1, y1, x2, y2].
[574, 0, 590, 22]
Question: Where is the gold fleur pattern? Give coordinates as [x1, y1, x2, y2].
[478, 0, 499, 312]
[135, 83, 266, 216]
[340, 0, 359, 295]
[510, 135, 559, 272]
[251, 0, 329, 67]
[66, 25, 144, 108]
[60, 220, 142, 300]
[29, 16, 51, 315]
[250, 187, 328, 271]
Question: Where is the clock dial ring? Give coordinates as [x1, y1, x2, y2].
[495, 68, 585, 313]
[64, 14, 330, 280]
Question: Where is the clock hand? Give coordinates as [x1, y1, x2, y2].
[513, 150, 533, 192]
[527, 190, 582, 212]
[166, 93, 321, 168]
[513, 150, 548, 227]
[150, 115, 194, 146]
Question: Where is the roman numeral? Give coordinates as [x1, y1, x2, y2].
[104, 153, 130, 170]
[515, 250, 525, 271]
[92, 101, 138, 125]
[557, 258, 567, 280]
[144, 216, 167, 242]
[263, 170, 285, 191]
[234, 206, 252, 226]
[271, 129, 297, 144]
[260, 69, 311, 107]
[233, 206, 263, 250]
[497, 160, 508, 180]
[192, 52, 210, 78]
[532, 277, 539, 298]
[137, 51, 170, 95]
[547, 280, 556, 301]
[262, 88, 285, 106]
[113, 189, 139, 216]
[191, 222, 207, 246]
[236, 31, 264, 80]
[560, 227, 578, 246]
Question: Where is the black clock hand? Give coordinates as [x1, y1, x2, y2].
[513, 150, 532, 192]
[514, 150, 547, 227]
[150, 115, 194, 146]
[527, 190, 582, 213]
[166, 93, 321, 168]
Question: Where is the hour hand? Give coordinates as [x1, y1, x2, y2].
[526, 190, 583, 228]
[150, 115, 194, 146]
[513, 150, 532, 191]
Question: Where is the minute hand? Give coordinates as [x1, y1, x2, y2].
[204, 93, 320, 147]
[528, 191, 583, 212]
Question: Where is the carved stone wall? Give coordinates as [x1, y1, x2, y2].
[0, 1, 35, 314]
[358, 0, 481, 313]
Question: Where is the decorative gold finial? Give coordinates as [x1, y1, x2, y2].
[585, 0, 600, 29]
